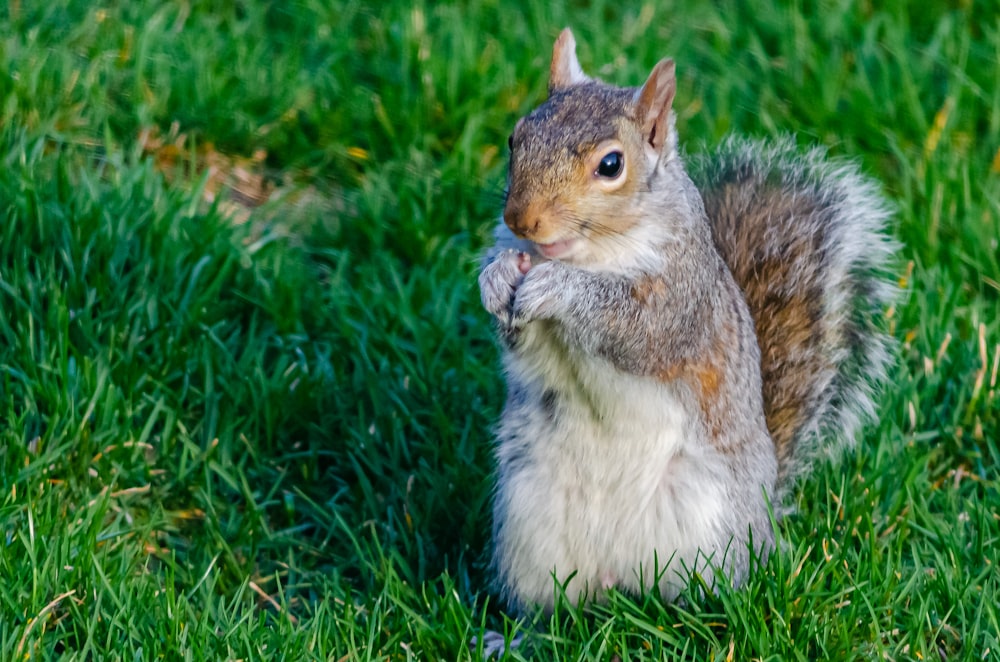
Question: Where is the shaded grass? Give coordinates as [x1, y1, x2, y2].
[1, 0, 998, 659]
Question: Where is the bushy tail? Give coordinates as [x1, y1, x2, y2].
[690, 136, 897, 492]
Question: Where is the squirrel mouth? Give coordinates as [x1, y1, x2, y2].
[536, 238, 578, 259]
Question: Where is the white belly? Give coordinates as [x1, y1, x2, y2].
[494, 326, 738, 609]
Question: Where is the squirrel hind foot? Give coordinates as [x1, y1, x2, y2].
[470, 631, 525, 658]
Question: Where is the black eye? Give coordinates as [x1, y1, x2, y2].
[596, 151, 623, 178]
[507, 134, 514, 150]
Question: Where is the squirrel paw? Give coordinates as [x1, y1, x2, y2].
[480, 249, 531, 327]
[511, 260, 568, 327]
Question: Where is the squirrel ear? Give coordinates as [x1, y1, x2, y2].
[549, 28, 589, 92]
[635, 58, 677, 153]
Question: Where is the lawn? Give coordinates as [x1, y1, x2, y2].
[1, 1, 998, 659]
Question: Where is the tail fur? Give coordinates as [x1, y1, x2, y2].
[690, 136, 897, 493]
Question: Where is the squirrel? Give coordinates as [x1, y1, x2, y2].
[478, 28, 896, 617]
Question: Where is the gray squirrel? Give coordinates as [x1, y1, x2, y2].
[478, 28, 896, 616]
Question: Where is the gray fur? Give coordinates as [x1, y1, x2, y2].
[690, 136, 897, 492]
[478, 35, 896, 617]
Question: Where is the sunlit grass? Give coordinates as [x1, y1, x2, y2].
[1, 1, 997, 659]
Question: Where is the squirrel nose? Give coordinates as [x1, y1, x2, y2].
[503, 206, 523, 233]
[503, 199, 539, 238]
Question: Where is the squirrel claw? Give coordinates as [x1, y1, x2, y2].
[517, 251, 532, 274]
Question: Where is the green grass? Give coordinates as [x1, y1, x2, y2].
[1, 0, 998, 659]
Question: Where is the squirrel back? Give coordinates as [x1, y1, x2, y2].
[690, 138, 896, 491]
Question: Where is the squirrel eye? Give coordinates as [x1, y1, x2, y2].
[596, 151, 624, 178]
[507, 134, 514, 150]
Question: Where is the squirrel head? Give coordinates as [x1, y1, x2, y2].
[503, 28, 679, 266]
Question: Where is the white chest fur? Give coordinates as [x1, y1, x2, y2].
[494, 323, 737, 610]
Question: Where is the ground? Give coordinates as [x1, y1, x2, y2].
[1, 1, 998, 659]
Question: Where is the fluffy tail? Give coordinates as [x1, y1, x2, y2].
[690, 136, 897, 493]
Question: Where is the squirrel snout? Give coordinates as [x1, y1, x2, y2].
[503, 207, 529, 239]
[502, 203, 533, 238]
[503, 198, 550, 239]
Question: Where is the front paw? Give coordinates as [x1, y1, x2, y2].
[511, 261, 569, 327]
[479, 249, 531, 325]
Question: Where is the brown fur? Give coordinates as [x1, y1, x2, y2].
[651, 349, 728, 441]
[479, 31, 894, 626]
[699, 166, 856, 483]
[630, 275, 668, 304]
